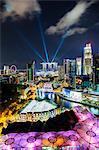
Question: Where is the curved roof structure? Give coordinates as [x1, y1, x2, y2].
[1, 106, 98, 149]
[20, 100, 57, 113]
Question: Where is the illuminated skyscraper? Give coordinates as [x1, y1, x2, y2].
[83, 43, 93, 75]
[58, 65, 65, 80]
[76, 57, 82, 75]
[94, 54, 99, 84]
[27, 61, 35, 82]
[63, 59, 76, 77]
[3, 65, 10, 75]
[63, 59, 70, 76]
[41, 62, 58, 71]
[69, 59, 76, 77]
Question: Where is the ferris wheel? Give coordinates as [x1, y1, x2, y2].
[10, 65, 17, 73]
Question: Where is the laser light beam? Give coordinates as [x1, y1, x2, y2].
[37, 15, 49, 62]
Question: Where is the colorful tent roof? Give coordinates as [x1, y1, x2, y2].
[20, 100, 57, 113]
[0, 106, 98, 150]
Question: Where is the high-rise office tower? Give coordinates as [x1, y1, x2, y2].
[27, 61, 35, 82]
[63, 59, 76, 77]
[63, 59, 70, 76]
[69, 59, 76, 77]
[83, 43, 93, 75]
[94, 54, 99, 84]
[41, 62, 58, 71]
[58, 65, 65, 80]
[76, 57, 82, 75]
[3, 65, 10, 75]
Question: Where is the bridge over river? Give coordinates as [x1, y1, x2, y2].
[55, 93, 99, 109]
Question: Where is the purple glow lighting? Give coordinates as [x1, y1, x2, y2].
[48, 136, 57, 143]
[5, 138, 15, 145]
[42, 132, 56, 139]
[27, 136, 36, 143]
[62, 130, 79, 138]
[69, 135, 78, 141]
[86, 131, 96, 137]
[0, 106, 98, 149]
[77, 128, 98, 144]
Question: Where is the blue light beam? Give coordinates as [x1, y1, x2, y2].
[5, 3, 12, 12]
[51, 37, 65, 62]
[14, 26, 45, 62]
[37, 15, 49, 62]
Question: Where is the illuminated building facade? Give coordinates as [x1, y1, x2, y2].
[58, 65, 65, 80]
[3, 65, 10, 75]
[76, 57, 82, 75]
[63, 59, 76, 77]
[83, 43, 93, 75]
[37, 83, 55, 100]
[69, 59, 76, 77]
[63, 59, 76, 87]
[27, 61, 35, 82]
[41, 62, 58, 71]
[94, 54, 99, 84]
[63, 59, 70, 76]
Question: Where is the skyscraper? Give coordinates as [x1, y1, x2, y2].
[76, 57, 82, 75]
[41, 62, 58, 71]
[58, 65, 65, 80]
[3, 65, 10, 75]
[69, 59, 76, 77]
[83, 43, 93, 75]
[63, 59, 70, 76]
[94, 54, 99, 84]
[27, 61, 35, 82]
[63, 59, 76, 77]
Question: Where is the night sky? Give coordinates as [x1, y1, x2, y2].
[1, 0, 99, 69]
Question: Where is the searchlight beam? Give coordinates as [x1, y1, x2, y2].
[14, 26, 45, 62]
[37, 15, 49, 62]
[51, 37, 64, 62]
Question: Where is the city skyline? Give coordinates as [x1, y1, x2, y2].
[1, 0, 99, 69]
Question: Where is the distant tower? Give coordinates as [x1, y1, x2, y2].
[27, 61, 35, 82]
[3, 65, 10, 75]
[63, 59, 70, 76]
[41, 62, 58, 71]
[76, 57, 82, 75]
[83, 43, 93, 75]
[58, 65, 65, 80]
[69, 59, 76, 77]
[94, 54, 99, 84]
[63, 59, 76, 77]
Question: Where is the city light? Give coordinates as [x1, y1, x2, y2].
[5, 3, 12, 12]
[37, 15, 49, 62]
[1, 1, 99, 150]
[2, 106, 98, 148]
[13, 25, 46, 62]
[51, 37, 64, 62]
